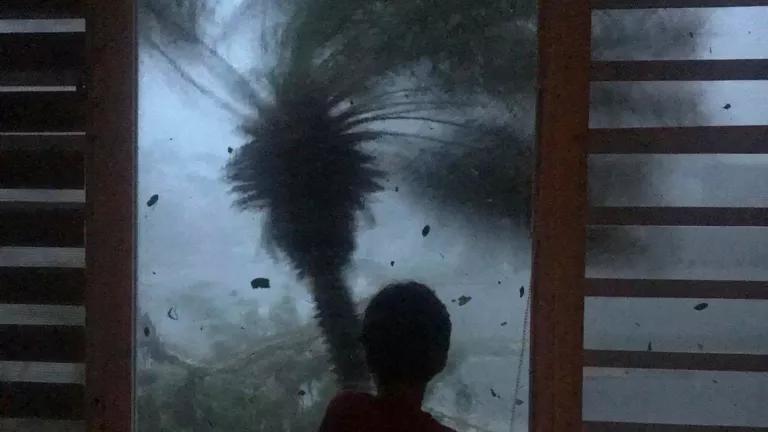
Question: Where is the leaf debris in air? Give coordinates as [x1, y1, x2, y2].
[251, 278, 271, 289]
[146, 194, 159, 207]
[390, 261, 395, 267]
[519, 286, 525, 298]
[515, 399, 524, 406]
[694, 302, 709, 311]
[422, 224, 431, 237]
[457, 295, 472, 306]
[143, 327, 150, 337]
[490, 388, 500, 398]
[500, 321, 508, 327]
[647, 341, 653, 352]
[227, 147, 233, 154]
[298, 390, 306, 396]
[723, 103, 731, 110]
[167, 307, 179, 321]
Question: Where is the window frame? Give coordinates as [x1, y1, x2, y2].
[85, 0, 137, 431]
[530, 1, 591, 431]
[82, 0, 591, 430]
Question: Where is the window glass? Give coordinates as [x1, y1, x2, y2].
[136, 1, 537, 431]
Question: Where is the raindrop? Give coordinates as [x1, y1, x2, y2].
[422, 225, 431, 237]
[251, 278, 271, 289]
[146, 194, 159, 207]
[457, 295, 472, 306]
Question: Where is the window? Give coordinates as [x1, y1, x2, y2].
[135, 1, 541, 431]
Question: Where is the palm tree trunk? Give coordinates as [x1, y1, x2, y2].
[309, 270, 370, 389]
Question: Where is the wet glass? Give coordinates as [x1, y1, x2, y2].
[136, 1, 538, 431]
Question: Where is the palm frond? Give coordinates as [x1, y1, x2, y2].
[147, 38, 247, 117]
[406, 125, 534, 227]
[140, 0, 265, 112]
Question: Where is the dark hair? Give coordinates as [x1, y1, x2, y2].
[361, 281, 452, 386]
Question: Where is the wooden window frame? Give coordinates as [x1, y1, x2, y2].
[84, 0, 137, 431]
[78, 0, 591, 430]
[530, 1, 591, 432]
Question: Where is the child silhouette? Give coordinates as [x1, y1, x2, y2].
[319, 281, 456, 431]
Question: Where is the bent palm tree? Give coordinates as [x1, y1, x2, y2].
[225, 76, 384, 385]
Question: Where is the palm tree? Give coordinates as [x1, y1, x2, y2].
[224, 75, 383, 386]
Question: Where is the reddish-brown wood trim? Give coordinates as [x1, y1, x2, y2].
[584, 422, 768, 432]
[584, 350, 768, 372]
[531, 0, 591, 431]
[0, 33, 84, 72]
[0, 268, 84, 305]
[0, 147, 84, 189]
[0, 382, 84, 419]
[589, 126, 768, 154]
[592, 0, 768, 8]
[592, 60, 768, 81]
[0, 134, 86, 152]
[587, 278, 768, 300]
[0, 0, 83, 18]
[0, 207, 84, 247]
[0, 92, 85, 133]
[0, 325, 85, 362]
[590, 207, 768, 227]
[0, 70, 82, 87]
[84, 0, 136, 430]
[0, 200, 84, 212]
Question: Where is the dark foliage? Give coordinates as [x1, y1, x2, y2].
[227, 82, 383, 277]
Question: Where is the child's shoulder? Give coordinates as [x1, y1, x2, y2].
[327, 390, 377, 410]
[422, 411, 458, 432]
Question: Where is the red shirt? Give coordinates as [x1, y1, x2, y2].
[318, 391, 456, 432]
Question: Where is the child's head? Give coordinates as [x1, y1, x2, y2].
[361, 281, 452, 388]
